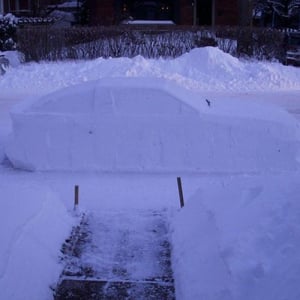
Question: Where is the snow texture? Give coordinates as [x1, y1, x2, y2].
[0, 47, 300, 300]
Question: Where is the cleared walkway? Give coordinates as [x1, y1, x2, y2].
[54, 210, 175, 299]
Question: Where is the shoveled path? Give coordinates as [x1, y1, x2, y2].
[54, 209, 175, 299]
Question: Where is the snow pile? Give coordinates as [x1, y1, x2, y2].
[0, 179, 73, 300]
[172, 175, 300, 300]
[49, 10, 75, 23]
[5, 78, 300, 172]
[1, 47, 300, 97]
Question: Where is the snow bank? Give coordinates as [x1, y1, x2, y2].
[0, 50, 23, 67]
[5, 78, 300, 172]
[172, 175, 300, 300]
[1, 47, 300, 97]
[0, 180, 73, 300]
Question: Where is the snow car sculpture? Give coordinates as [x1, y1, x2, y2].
[5, 78, 300, 172]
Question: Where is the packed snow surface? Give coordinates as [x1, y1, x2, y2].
[0, 46, 300, 300]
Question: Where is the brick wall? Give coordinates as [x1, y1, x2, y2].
[87, 0, 115, 25]
[179, 0, 238, 26]
[179, 0, 193, 25]
[215, 0, 238, 26]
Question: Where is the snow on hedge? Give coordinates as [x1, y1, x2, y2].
[0, 14, 17, 51]
[5, 77, 300, 172]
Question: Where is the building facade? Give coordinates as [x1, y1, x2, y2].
[2, 0, 32, 15]
[2, 0, 251, 27]
[1, 0, 65, 16]
[0, 0, 4, 15]
[87, 0, 240, 26]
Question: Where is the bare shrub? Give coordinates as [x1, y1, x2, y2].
[215, 26, 286, 62]
[16, 25, 286, 63]
[17, 26, 218, 62]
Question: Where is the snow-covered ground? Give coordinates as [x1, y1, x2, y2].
[1, 47, 300, 300]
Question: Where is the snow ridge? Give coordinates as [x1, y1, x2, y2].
[1, 47, 300, 98]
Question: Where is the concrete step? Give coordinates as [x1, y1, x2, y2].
[55, 278, 175, 300]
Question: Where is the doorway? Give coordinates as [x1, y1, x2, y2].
[198, 0, 212, 25]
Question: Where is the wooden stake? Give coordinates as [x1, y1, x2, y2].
[177, 177, 185, 208]
[74, 185, 79, 210]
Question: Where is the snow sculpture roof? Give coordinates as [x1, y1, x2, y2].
[24, 78, 198, 116]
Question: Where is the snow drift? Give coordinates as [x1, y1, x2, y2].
[5, 77, 300, 172]
[0, 180, 73, 300]
[172, 175, 300, 300]
[1, 47, 300, 98]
